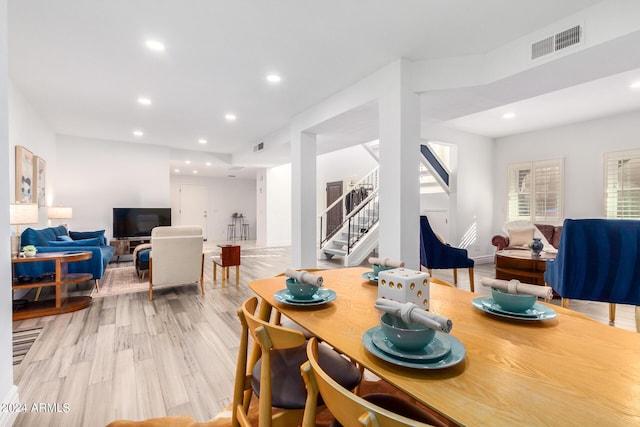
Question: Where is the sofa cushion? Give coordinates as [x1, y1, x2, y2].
[48, 237, 103, 247]
[57, 235, 73, 242]
[69, 230, 107, 246]
[508, 228, 535, 246]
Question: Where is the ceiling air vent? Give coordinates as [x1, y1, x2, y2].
[253, 142, 264, 152]
[531, 25, 582, 60]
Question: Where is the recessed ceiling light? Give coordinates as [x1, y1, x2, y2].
[198, 138, 207, 144]
[266, 74, 281, 83]
[145, 40, 165, 51]
[174, 168, 180, 173]
[185, 160, 191, 164]
[133, 130, 144, 136]
[206, 162, 211, 166]
[138, 97, 152, 105]
[630, 81, 640, 89]
[193, 170, 198, 174]
[225, 113, 237, 121]
[503, 112, 516, 119]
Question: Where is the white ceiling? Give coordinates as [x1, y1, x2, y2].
[11, 0, 635, 178]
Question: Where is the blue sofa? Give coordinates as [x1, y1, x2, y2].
[15, 225, 115, 285]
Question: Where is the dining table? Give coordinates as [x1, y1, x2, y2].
[249, 266, 640, 426]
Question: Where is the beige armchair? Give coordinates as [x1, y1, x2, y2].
[149, 225, 205, 301]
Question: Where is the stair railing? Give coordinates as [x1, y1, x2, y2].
[344, 191, 379, 255]
[420, 144, 451, 194]
[319, 167, 379, 248]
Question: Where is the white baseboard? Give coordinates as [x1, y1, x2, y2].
[472, 254, 494, 264]
[0, 385, 20, 427]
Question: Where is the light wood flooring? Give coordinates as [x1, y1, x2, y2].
[11, 242, 638, 426]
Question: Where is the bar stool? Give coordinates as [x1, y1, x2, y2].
[226, 224, 235, 241]
[241, 223, 249, 240]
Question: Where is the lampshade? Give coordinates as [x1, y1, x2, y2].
[48, 206, 73, 220]
[10, 203, 39, 225]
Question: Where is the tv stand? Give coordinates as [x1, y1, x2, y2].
[110, 237, 151, 262]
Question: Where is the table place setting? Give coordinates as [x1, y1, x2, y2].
[472, 278, 557, 320]
[361, 257, 405, 284]
[362, 298, 466, 369]
[273, 269, 337, 307]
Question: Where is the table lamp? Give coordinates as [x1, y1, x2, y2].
[48, 206, 73, 226]
[10, 203, 39, 257]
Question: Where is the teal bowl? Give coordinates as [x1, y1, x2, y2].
[285, 278, 319, 300]
[372, 264, 393, 277]
[380, 313, 435, 352]
[491, 288, 536, 312]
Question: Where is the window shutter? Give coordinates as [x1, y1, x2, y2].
[605, 150, 640, 219]
[507, 159, 563, 223]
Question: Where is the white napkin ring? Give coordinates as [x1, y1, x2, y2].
[508, 279, 519, 294]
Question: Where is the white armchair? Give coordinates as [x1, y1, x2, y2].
[149, 225, 204, 301]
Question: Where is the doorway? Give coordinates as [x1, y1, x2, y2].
[326, 180, 343, 240]
[179, 184, 209, 241]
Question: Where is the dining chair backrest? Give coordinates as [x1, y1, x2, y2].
[301, 337, 433, 427]
[232, 296, 307, 427]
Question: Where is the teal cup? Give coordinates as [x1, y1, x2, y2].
[286, 278, 319, 300]
[491, 288, 536, 312]
[372, 264, 393, 278]
[379, 313, 435, 352]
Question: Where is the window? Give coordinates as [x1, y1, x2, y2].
[507, 159, 563, 222]
[604, 149, 640, 219]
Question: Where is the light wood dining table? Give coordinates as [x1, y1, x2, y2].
[249, 267, 640, 426]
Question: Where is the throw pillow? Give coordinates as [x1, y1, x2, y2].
[48, 237, 102, 247]
[57, 235, 73, 242]
[508, 228, 534, 246]
[69, 230, 107, 246]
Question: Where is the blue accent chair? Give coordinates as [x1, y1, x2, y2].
[544, 218, 640, 330]
[419, 215, 475, 292]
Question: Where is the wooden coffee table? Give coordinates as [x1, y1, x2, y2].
[494, 249, 555, 285]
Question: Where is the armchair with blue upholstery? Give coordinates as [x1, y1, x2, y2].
[544, 218, 640, 331]
[419, 215, 475, 292]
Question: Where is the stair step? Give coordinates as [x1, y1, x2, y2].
[324, 248, 347, 257]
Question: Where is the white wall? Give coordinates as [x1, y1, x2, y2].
[170, 174, 256, 242]
[1, 1, 19, 424]
[264, 163, 291, 246]
[8, 81, 57, 228]
[493, 109, 640, 232]
[56, 135, 171, 238]
[422, 123, 494, 260]
[316, 144, 378, 213]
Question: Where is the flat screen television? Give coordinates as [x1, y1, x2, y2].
[113, 208, 171, 238]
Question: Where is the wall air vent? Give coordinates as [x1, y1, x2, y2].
[253, 142, 264, 152]
[531, 25, 582, 60]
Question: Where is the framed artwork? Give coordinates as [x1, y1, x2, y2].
[15, 145, 34, 203]
[34, 155, 46, 207]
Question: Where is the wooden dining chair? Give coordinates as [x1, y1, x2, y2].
[301, 337, 449, 427]
[232, 297, 362, 427]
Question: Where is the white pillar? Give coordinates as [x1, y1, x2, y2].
[378, 60, 421, 269]
[291, 130, 317, 268]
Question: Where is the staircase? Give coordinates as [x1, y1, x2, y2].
[319, 168, 380, 266]
[318, 142, 450, 266]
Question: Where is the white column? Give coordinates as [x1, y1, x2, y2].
[378, 60, 421, 269]
[291, 130, 317, 268]
[0, 1, 20, 426]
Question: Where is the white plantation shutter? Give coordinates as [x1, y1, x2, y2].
[605, 150, 640, 219]
[507, 159, 563, 222]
